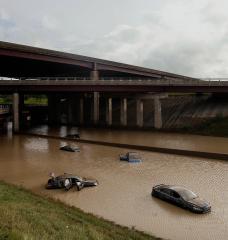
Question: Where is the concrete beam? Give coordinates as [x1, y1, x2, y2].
[106, 98, 112, 126]
[136, 93, 168, 100]
[154, 96, 162, 129]
[13, 93, 19, 132]
[120, 98, 127, 126]
[136, 99, 143, 127]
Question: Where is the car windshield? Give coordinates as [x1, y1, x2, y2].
[176, 189, 197, 201]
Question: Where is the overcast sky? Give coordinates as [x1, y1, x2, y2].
[0, 0, 228, 78]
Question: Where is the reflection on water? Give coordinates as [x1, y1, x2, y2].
[0, 132, 228, 240]
[28, 125, 228, 154]
[24, 137, 49, 153]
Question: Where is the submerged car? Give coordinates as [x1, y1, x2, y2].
[152, 184, 211, 214]
[46, 173, 98, 191]
[60, 144, 80, 152]
[119, 152, 141, 163]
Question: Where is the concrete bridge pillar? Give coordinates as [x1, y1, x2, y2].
[79, 97, 84, 125]
[120, 98, 127, 126]
[13, 93, 19, 132]
[90, 63, 100, 125]
[90, 70, 99, 80]
[93, 92, 100, 125]
[136, 99, 143, 127]
[90, 63, 99, 80]
[154, 96, 162, 129]
[106, 98, 112, 126]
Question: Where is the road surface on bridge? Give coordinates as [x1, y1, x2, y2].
[1, 78, 228, 93]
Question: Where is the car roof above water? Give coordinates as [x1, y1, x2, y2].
[157, 184, 198, 200]
[128, 152, 140, 158]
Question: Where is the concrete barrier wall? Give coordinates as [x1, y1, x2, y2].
[19, 132, 228, 161]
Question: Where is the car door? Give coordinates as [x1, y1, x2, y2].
[169, 190, 183, 206]
[159, 188, 172, 201]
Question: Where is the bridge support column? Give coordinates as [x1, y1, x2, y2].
[154, 97, 162, 129]
[90, 63, 99, 80]
[120, 98, 127, 126]
[13, 93, 19, 132]
[79, 98, 84, 125]
[90, 70, 99, 80]
[93, 92, 99, 125]
[106, 98, 112, 126]
[136, 99, 143, 127]
[90, 63, 100, 125]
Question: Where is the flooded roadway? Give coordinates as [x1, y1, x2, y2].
[0, 130, 228, 240]
[28, 125, 228, 155]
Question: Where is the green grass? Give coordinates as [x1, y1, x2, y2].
[0, 97, 11, 104]
[0, 95, 48, 106]
[24, 97, 48, 106]
[0, 181, 160, 240]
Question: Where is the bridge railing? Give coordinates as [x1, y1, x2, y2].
[0, 104, 10, 114]
[1, 77, 228, 86]
[0, 76, 202, 82]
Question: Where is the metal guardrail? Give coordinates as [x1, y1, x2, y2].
[0, 105, 10, 114]
[0, 78, 228, 87]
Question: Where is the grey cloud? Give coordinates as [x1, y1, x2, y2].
[1, 0, 228, 78]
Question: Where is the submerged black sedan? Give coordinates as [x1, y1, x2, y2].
[152, 184, 211, 214]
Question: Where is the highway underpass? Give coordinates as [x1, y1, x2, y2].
[0, 41, 227, 132]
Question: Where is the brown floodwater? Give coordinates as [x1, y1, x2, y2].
[28, 125, 228, 154]
[0, 131, 228, 240]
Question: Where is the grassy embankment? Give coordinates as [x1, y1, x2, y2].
[0, 96, 12, 104]
[0, 95, 48, 105]
[0, 181, 160, 240]
[24, 97, 48, 106]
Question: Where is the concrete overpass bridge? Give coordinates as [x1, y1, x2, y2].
[0, 78, 228, 93]
[0, 41, 226, 131]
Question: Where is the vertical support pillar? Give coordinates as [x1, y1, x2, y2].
[136, 99, 143, 127]
[13, 93, 19, 132]
[120, 98, 127, 126]
[93, 92, 99, 125]
[90, 63, 99, 80]
[154, 97, 162, 129]
[79, 98, 84, 125]
[19, 94, 24, 127]
[90, 63, 100, 125]
[90, 70, 99, 80]
[106, 98, 112, 126]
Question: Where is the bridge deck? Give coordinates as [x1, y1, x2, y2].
[0, 78, 228, 93]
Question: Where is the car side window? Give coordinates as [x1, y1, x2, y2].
[170, 190, 180, 199]
[160, 188, 170, 195]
